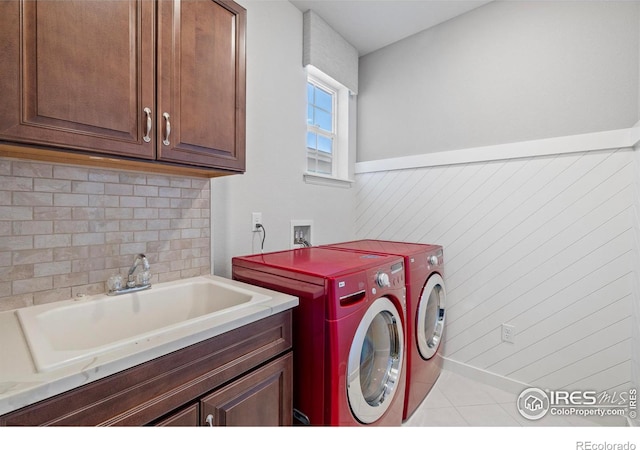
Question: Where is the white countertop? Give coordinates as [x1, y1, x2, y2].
[0, 275, 298, 417]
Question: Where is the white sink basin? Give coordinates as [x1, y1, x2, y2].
[16, 276, 273, 372]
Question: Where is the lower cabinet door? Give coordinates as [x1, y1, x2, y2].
[201, 353, 292, 427]
[155, 403, 199, 427]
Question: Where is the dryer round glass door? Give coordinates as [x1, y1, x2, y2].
[347, 296, 404, 424]
[416, 273, 446, 360]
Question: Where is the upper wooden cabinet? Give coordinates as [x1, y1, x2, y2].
[0, 0, 246, 175]
[157, 0, 246, 170]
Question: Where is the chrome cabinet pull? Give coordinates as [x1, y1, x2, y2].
[162, 112, 171, 146]
[143, 107, 152, 143]
[205, 413, 214, 427]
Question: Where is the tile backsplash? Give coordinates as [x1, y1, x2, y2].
[0, 157, 211, 312]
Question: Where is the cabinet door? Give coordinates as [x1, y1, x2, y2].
[0, 0, 155, 159]
[155, 403, 199, 427]
[201, 353, 293, 426]
[157, 0, 246, 171]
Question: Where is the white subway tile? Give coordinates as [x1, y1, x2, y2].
[0, 236, 33, 251]
[13, 192, 53, 206]
[72, 233, 105, 246]
[0, 206, 33, 220]
[12, 249, 53, 265]
[33, 288, 72, 305]
[105, 183, 133, 196]
[33, 206, 72, 220]
[53, 166, 88, 181]
[120, 220, 147, 231]
[0, 158, 210, 311]
[13, 276, 53, 295]
[34, 179, 71, 193]
[72, 207, 105, 220]
[0, 252, 11, 266]
[105, 208, 133, 220]
[34, 261, 71, 277]
[54, 220, 88, 234]
[134, 185, 158, 197]
[119, 196, 146, 208]
[72, 181, 105, 195]
[88, 170, 119, 183]
[13, 221, 53, 236]
[12, 162, 52, 178]
[54, 193, 89, 207]
[170, 178, 191, 189]
[34, 234, 71, 249]
[0, 175, 33, 191]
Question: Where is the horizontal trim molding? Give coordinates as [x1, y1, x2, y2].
[303, 172, 354, 188]
[355, 127, 640, 174]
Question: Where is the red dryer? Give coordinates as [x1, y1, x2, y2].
[232, 247, 407, 426]
[322, 240, 446, 421]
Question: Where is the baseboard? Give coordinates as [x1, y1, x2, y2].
[441, 357, 530, 395]
[442, 357, 631, 427]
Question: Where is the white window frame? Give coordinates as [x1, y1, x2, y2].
[304, 65, 354, 188]
[307, 76, 337, 176]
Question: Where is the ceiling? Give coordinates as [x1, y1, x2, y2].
[289, 0, 492, 56]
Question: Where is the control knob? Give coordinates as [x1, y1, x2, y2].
[375, 272, 391, 288]
[428, 255, 439, 265]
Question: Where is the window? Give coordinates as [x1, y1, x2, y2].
[306, 78, 336, 175]
[304, 66, 353, 188]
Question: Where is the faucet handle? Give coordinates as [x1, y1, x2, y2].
[136, 270, 152, 286]
[107, 274, 123, 292]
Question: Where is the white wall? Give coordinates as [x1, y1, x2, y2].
[356, 145, 634, 396]
[211, 0, 356, 278]
[354, 0, 640, 403]
[358, 1, 640, 162]
[211, 0, 639, 405]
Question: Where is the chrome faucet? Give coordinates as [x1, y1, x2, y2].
[107, 254, 152, 296]
[127, 253, 150, 288]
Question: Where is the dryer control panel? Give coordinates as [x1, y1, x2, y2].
[371, 261, 404, 291]
[329, 258, 405, 319]
[367, 260, 406, 312]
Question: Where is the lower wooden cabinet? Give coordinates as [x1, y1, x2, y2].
[201, 353, 292, 427]
[154, 354, 293, 427]
[0, 311, 293, 427]
[155, 403, 200, 427]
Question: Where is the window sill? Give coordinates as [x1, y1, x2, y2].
[303, 172, 354, 188]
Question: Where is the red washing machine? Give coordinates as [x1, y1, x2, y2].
[232, 247, 407, 426]
[322, 240, 445, 421]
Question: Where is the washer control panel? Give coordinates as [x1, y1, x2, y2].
[368, 260, 405, 299]
[427, 249, 444, 269]
[375, 272, 391, 288]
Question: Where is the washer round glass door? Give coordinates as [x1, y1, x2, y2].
[347, 296, 404, 424]
[417, 273, 446, 360]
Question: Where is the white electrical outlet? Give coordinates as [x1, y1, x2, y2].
[251, 212, 262, 232]
[501, 324, 516, 343]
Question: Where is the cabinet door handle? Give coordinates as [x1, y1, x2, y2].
[205, 413, 214, 427]
[143, 107, 152, 143]
[162, 112, 171, 146]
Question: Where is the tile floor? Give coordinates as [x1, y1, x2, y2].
[402, 369, 617, 427]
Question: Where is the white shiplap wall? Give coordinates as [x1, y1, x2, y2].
[355, 148, 634, 394]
